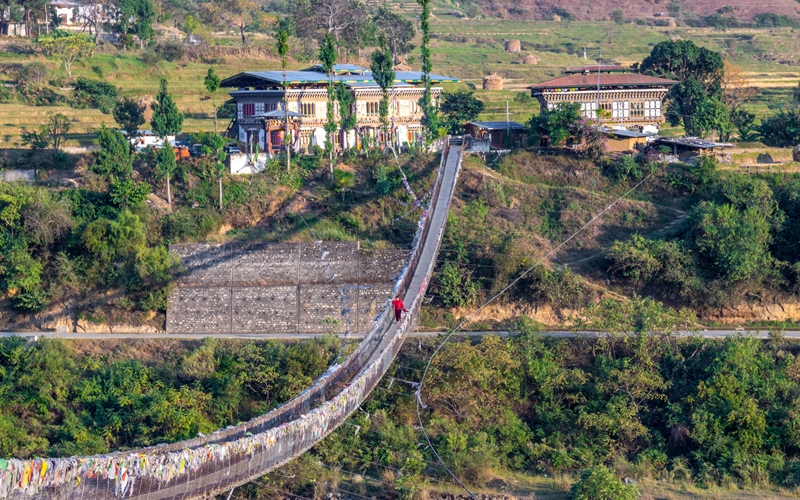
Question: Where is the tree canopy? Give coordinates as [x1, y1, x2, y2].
[640, 40, 724, 135]
[150, 77, 183, 139]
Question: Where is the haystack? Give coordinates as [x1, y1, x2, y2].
[668, 19, 677, 27]
[552, 14, 561, 21]
[394, 63, 412, 71]
[483, 73, 503, 90]
[505, 39, 521, 53]
[522, 54, 539, 64]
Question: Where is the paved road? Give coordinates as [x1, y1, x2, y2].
[3, 329, 799, 340]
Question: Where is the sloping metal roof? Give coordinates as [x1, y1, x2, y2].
[530, 73, 678, 90]
[600, 128, 649, 138]
[656, 137, 733, 149]
[221, 69, 459, 88]
[467, 121, 526, 131]
[302, 64, 369, 74]
[565, 65, 629, 74]
[255, 110, 304, 119]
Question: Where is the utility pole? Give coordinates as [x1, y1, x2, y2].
[596, 49, 602, 125]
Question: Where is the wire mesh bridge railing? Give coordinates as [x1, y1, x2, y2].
[0, 139, 463, 500]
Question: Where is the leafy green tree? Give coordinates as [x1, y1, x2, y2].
[109, 177, 150, 208]
[695, 97, 734, 140]
[35, 30, 95, 78]
[276, 26, 291, 172]
[528, 102, 582, 146]
[692, 202, 773, 283]
[640, 40, 724, 135]
[571, 465, 639, 500]
[46, 113, 71, 151]
[155, 144, 177, 206]
[732, 108, 757, 141]
[372, 6, 415, 64]
[436, 260, 479, 307]
[332, 168, 354, 201]
[370, 42, 394, 150]
[203, 67, 221, 134]
[757, 108, 800, 147]
[334, 81, 356, 153]
[610, 9, 624, 24]
[440, 90, 484, 134]
[190, 131, 227, 209]
[71, 77, 118, 113]
[151, 77, 182, 205]
[115, 0, 156, 48]
[92, 125, 133, 179]
[113, 96, 146, 137]
[318, 32, 337, 176]
[21, 126, 49, 150]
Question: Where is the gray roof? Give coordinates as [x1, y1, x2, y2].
[601, 128, 649, 138]
[221, 69, 458, 87]
[255, 110, 303, 119]
[467, 121, 526, 131]
[656, 137, 733, 149]
[303, 64, 369, 74]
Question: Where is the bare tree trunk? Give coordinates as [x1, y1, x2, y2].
[166, 173, 172, 206]
[213, 96, 218, 134]
[240, 24, 246, 45]
[218, 177, 223, 211]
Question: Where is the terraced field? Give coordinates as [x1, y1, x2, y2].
[0, 20, 799, 147]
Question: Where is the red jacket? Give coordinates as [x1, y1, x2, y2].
[392, 298, 407, 312]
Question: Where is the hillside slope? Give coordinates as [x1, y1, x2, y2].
[472, 0, 800, 21]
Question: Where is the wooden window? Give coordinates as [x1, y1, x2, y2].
[301, 102, 316, 117]
[242, 103, 255, 116]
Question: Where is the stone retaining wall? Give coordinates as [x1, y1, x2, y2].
[167, 242, 408, 334]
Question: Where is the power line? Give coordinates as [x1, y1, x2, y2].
[413, 171, 655, 499]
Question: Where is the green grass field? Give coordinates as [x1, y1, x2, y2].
[0, 20, 798, 147]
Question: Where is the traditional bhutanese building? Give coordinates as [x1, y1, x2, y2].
[529, 65, 678, 130]
[220, 64, 458, 154]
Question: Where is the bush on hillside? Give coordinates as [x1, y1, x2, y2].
[571, 466, 638, 500]
[71, 77, 119, 113]
[155, 41, 185, 62]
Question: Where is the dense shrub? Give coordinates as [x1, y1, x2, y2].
[71, 77, 119, 113]
[155, 41, 185, 62]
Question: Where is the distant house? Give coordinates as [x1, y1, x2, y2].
[464, 121, 525, 150]
[529, 65, 677, 130]
[220, 64, 458, 155]
[0, 21, 26, 36]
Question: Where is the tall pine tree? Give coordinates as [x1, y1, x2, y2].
[319, 32, 337, 177]
[417, 0, 438, 140]
[151, 77, 183, 207]
[371, 41, 394, 151]
[276, 27, 291, 172]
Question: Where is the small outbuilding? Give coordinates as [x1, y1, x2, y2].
[601, 128, 648, 153]
[653, 137, 733, 163]
[465, 121, 526, 149]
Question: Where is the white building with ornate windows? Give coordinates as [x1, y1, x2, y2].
[221, 64, 458, 154]
[529, 65, 677, 130]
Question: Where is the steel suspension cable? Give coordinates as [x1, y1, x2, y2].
[414, 172, 655, 499]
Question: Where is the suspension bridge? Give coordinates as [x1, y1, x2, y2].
[0, 139, 464, 499]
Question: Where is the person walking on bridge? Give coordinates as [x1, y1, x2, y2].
[392, 296, 408, 322]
